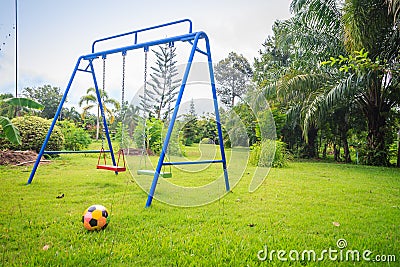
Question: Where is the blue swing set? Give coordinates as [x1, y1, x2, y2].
[27, 19, 230, 207]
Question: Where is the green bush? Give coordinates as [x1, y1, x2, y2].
[112, 122, 132, 149]
[58, 120, 91, 151]
[134, 118, 184, 156]
[0, 116, 64, 152]
[249, 140, 292, 168]
[133, 118, 162, 154]
[200, 138, 215, 144]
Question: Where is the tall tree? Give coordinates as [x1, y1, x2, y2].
[215, 52, 253, 108]
[339, 0, 399, 165]
[145, 44, 181, 122]
[255, 1, 346, 159]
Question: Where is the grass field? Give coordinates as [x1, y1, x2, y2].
[0, 146, 399, 266]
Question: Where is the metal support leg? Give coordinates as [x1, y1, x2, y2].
[205, 35, 230, 192]
[145, 32, 230, 206]
[145, 33, 203, 207]
[27, 57, 84, 184]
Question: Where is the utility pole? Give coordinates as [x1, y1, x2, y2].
[15, 0, 18, 97]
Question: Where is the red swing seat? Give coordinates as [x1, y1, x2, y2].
[97, 148, 126, 172]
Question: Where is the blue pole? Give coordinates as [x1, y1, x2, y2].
[204, 35, 230, 192]
[27, 57, 84, 184]
[88, 60, 118, 169]
[145, 32, 204, 207]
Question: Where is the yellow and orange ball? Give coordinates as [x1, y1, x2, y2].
[82, 205, 110, 231]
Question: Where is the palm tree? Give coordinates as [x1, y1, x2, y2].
[61, 106, 81, 123]
[328, 0, 399, 165]
[123, 103, 140, 139]
[269, 0, 346, 158]
[269, 0, 399, 165]
[79, 87, 120, 140]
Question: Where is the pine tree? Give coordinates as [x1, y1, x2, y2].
[145, 44, 181, 122]
[182, 99, 198, 146]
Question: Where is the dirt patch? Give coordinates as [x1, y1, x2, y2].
[0, 150, 46, 166]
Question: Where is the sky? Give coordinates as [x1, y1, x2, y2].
[0, 0, 292, 110]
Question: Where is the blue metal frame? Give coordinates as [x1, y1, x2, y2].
[26, 19, 229, 208]
[43, 150, 111, 155]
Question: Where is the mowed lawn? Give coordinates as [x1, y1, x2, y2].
[0, 150, 399, 266]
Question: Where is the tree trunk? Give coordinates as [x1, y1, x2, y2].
[322, 143, 328, 159]
[366, 108, 388, 166]
[342, 138, 351, 163]
[333, 144, 340, 162]
[340, 124, 351, 163]
[306, 125, 318, 158]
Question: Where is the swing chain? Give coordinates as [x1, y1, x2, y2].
[101, 56, 106, 150]
[143, 49, 148, 117]
[167, 43, 174, 124]
[121, 52, 126, 149]
[143, 49, 148, 154]
[121, 52, 126, 113]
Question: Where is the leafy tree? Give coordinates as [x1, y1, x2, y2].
[133, 118, 163, 154]
[230, 103, 258, 146]
[113, 122, 132, 149]
[197, 115, 218, 143]
[253, 34, 290, 92]
[79, 87, 120, 140]
[215, 52, 253, 108]
[0, 93, 15, 117]
[23, 85, 63, 119]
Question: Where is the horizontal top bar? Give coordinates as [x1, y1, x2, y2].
[83, 31, 207, 61]
[163, 160, 224, 166]
[91, 19, 193, 53]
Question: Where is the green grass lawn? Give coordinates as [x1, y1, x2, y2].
[0, 147, 399, 266]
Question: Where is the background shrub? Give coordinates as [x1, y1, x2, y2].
[249, 140, 291, 168]
[0, 116, 64, 152]
[58, 120, 91, 151]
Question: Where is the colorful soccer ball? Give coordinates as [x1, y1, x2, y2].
[82, 205, 110, 231]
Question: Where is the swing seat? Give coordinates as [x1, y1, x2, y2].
[97, 165, 126, 172]
[137, 169, 172, 178]
[97, 148, 126, 172]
